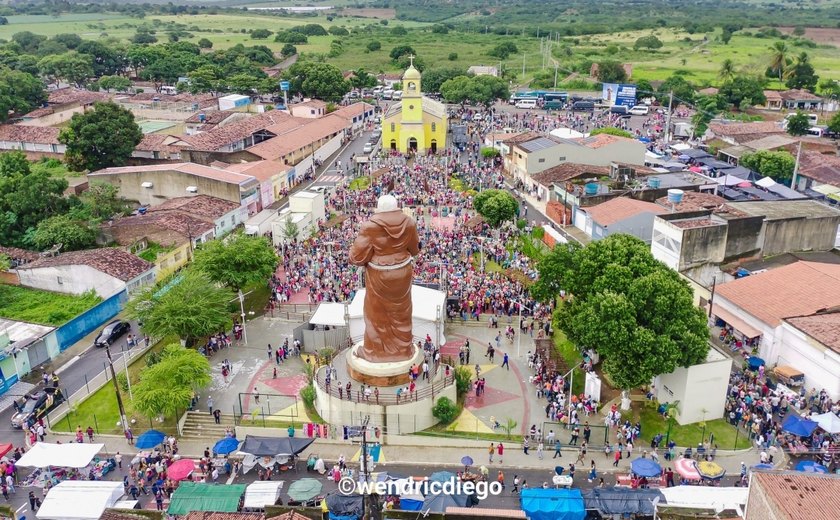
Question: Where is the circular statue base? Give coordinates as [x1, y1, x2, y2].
[345, 342, 425, 387]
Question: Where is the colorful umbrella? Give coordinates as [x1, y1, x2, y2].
[460, 455, 473, 471]
[167, 459, 196, 481]
[737, 181, 752, 188]
[287, 478, 322, 501]
[696, 460, 726, 480]
[213, 437, 240, 455]
[674, 457, 701, 481]
[795, 460, 828, 473]
[135, 430, 166, 449]
[630, 457, 662, 478]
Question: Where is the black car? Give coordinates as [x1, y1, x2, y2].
[11, 387, 65, 429]
[94, 319, 131, 347]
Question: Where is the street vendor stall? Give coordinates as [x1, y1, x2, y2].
[17, 443, 104, 468]
[167, 482, 246, 515]
[238, 435, 315, 473]
[36, 481, 124, 520]
[673, 457, 702, 482]
[243, 481, 284, 510]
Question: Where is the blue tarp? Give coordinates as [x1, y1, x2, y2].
[782, 415, 819, 437]
[399, 498, 424, 511]
[422, 492, 469, 513]
[521, 488, 585, 520]
[136, 430, 166, 449]
[795, 460, 828, 473]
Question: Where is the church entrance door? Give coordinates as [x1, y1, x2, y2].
[430, 140, 437, 153]
[408, 137, 418, 151]
[390, 140, 397, 150]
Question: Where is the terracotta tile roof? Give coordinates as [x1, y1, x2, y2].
[715, 261, 840, 327]
[135, 134, 181, 152]
[583, 197, 666, 226]
[21, 248, 153, 281]
[698, 87, 719, 95]
[296, 99, 327, 109]
[182, 513, 264, 520]
[779, 88, 822, 101]
[271, 513, 312, 520]
[185, 110, 240, 125]
[0, 246, 40, 263]
[763, 90, 783, 101]
[130, 92, 216, 104]
[225, 160, 290, 182]
[331, 102, 374, 120]
[503, 131, 543, 146]
[22, 106, 56, 118]
[654, 191, 747, 217]
[89, 162, 257, 186]
[182, 112, 295, 151]
[785, 310, 840, 354]
[101, 510, 165, 520]
[797, 150, 840, 186]
[750, 472, 840, 520]
[574, 133, 637, 149]
[247, 115, 349, 160]
[0, 125, 61, 144]
[108, 212, 215, 247]
[741, 134, 797, 151]
[709, 121, 784, 137]
[147, 194, 240, 220]
[445, 507, 525, 518]
[532, 163, 611, 186]
[47, 88, 111, 105]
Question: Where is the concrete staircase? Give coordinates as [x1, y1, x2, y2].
[180, 410, 237, 440]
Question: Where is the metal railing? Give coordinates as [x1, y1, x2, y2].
[314, 364, 455, 406]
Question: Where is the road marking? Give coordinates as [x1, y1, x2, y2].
[55, 355, 81, 375]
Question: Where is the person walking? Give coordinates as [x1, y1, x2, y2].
[115, 452, 122, 469]
[488, 443, 495, 463]
[587, 461, 597, 483]
[497, 470, 505, 490]
[208, 396, 214, 415]
[553, 440, 562, 459]
[537, 441, 544, 460]
[613, 449, 621, 467]
[501, 352, 509, 370]
[512, 475, 520, 494]
[523, 438, 529, 455]
[497, 442, 504, 464]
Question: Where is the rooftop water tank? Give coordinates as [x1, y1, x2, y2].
[667, 189, 684, 204]
[584, 182, 599, 196]
[647, 177, 661, 189]
[198, 113, 206, 123]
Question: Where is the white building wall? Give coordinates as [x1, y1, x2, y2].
[776, 323, 840, 400]
[654, 350, 732, 425]
[17, 264, 125, 298]
[713, 295, 779, 359]
[651, 218, 683, 270]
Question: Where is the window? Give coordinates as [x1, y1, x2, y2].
[390, 122, 396, 132]
[431, 123, 436, 132]
[538, 158, 545, 163]
[56, 276, 63, 285]
[408, 81, 416, 92]
[558, 156, 566, 161]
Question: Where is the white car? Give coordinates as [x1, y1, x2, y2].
[362, 143, 373, 154]
[629, 105, 650, 116]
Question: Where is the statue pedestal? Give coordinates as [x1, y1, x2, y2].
[345, 342, 425, 386]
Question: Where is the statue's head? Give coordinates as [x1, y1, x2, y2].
[375, 194, 399, 213]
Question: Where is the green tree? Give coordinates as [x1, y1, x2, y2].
[132, 344, 211, 418]
[78, 40, 128, 77]
[366, 41, 381, 52]
[37, 52, 94, 87]
[186, 65, 222, 94]
[52, 33, 83, 50]
[0, 254, 10, 272]
[280, 43, 297, 58]
[590, 127, 634, 138]
[198, 38, 213, 49]
[274, 31, 308, 44]
[192, 233, 278, 291]
[718, 75, 767, 109]
[328, 26, 349, 36]
[431, 397, 457, 424]
[718, 59, 736, 82]
[595, 61, 627, 83]
[828, 112, 840, 135]
[819, 79, 840, 103]
[785, 111, 811, 136]
[691, 94, 724, 136]
[785, 52, 818, 91]
[283, 61, 351, 102]
[488, 42, 518, 60]
[28, 214, 96, 251]
[0, 16, 7, 26]
[634, 35, 663, 50]
[132, 31, 157, 44]
[530, 242, 581, 303]
[12, 31, 47, 53]
[390, 44, 416, 61]
[740, 150, 796, 184]
[448, 52, 458, 61]
[250, 28, 273, 40]
[422, 67, 470, 94]
[658, 73, 696, 104]
[74, 182, 131, 220]
[390, 26, 408, 36]
[768, 41, 789, 83]
[290, 24, 328, 36]
[431, 24, 449, 34]
[473, 189, 518, 228]
[0, 68, 46, 122]
[349, 68, 377, 90]
[97, 75, 131, 92]
[0, 152, 69, 247]
[721, 27, 733, 45]
[126, 270, 233, 346]
[59, 102, 143, 172]
[553, 235, 709, 390]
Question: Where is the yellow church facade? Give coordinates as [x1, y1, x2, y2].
[381, 62, 448, 154]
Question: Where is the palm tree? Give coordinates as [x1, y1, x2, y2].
[718, 58, 736, 82]
[768, 41, 789, 82]
[795, 52, 810, 66]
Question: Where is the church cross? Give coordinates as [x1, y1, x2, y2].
[408, 54, 415, 67]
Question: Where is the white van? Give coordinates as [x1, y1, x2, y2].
[786, 113, 819, 126]
[382, 89, 394, 100]
[515, 99, 537, 109]
[393, 90, 403, 100]
[372, 86, 384, 95]
[629, 105, 649, 115]
[160, 86, 178, 95]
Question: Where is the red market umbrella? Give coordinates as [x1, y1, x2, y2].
[167, 459, 196, 481]
[689, 166, 703, 173]
[674, 457, 701, 481]
[0, 444, 12, 459]
[737, 181, 752, 188]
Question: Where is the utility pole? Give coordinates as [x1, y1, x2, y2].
[105, 343, 130, 438]
[664, 90, 674, 143]
[360, 415, 371, 519]
[522, 53, 526, 79]
[791, 140, 803, 190]
[123, 351, 132, 400]
[554, 63, 559, 89]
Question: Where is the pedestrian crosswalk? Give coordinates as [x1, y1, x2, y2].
[317, 174, 343, 184]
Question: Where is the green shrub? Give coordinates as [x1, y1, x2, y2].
[516, 219, 527, 230]
[432, 396, 458, 424]
[117, 372, 129, 392]
[448, 52, 458, 61]
[300, 385, 316, 407]
[532, 227, 545, 240]
[454, 366, 472, 398]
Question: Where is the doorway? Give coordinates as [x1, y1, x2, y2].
[390, 140, 397, 150]
[430, 139, 437, 153]
[408, 137, 418, 151]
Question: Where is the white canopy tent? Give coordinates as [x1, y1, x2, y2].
[17, 442, 104, 468]
[659, 486, 747, 513]
[36, 481, 124, 520]
[309, 302, 347, 327]
[349, 285, 446, 345]
[244, 481, 285, 510]
[550, 127, 586, 140]
[812, 412, 840, 434]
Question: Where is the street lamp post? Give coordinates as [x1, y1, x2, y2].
[104, 343, 130, 438]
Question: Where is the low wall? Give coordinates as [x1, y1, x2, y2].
[55, 290, 127, 352]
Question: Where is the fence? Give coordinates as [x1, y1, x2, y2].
[314, 365, 455, 406]
[231, 392, 303, 428]
[45, 340, 156, 434]
[55, 290, 127, 351]
[540, 421, 610, 448]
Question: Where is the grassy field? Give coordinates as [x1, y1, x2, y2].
[573, 27, 840, 84]
[634, 401, 753, 450]
[0, 284, 102, 326]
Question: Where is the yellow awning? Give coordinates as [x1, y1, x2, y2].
[706, 304, 762, 338]
[812, 184, 840, 195]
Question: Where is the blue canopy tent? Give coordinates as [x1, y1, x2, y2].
[630, 457, 663, 478]
[747, 356, 765, 371]
[213, 438, 240, 455]
[795, 460, 828, 473]
[782, 415, 819, 437]
[135, 430, 166, 449]
[521, 488, 585, 520]
[421, 492, 469, 513]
